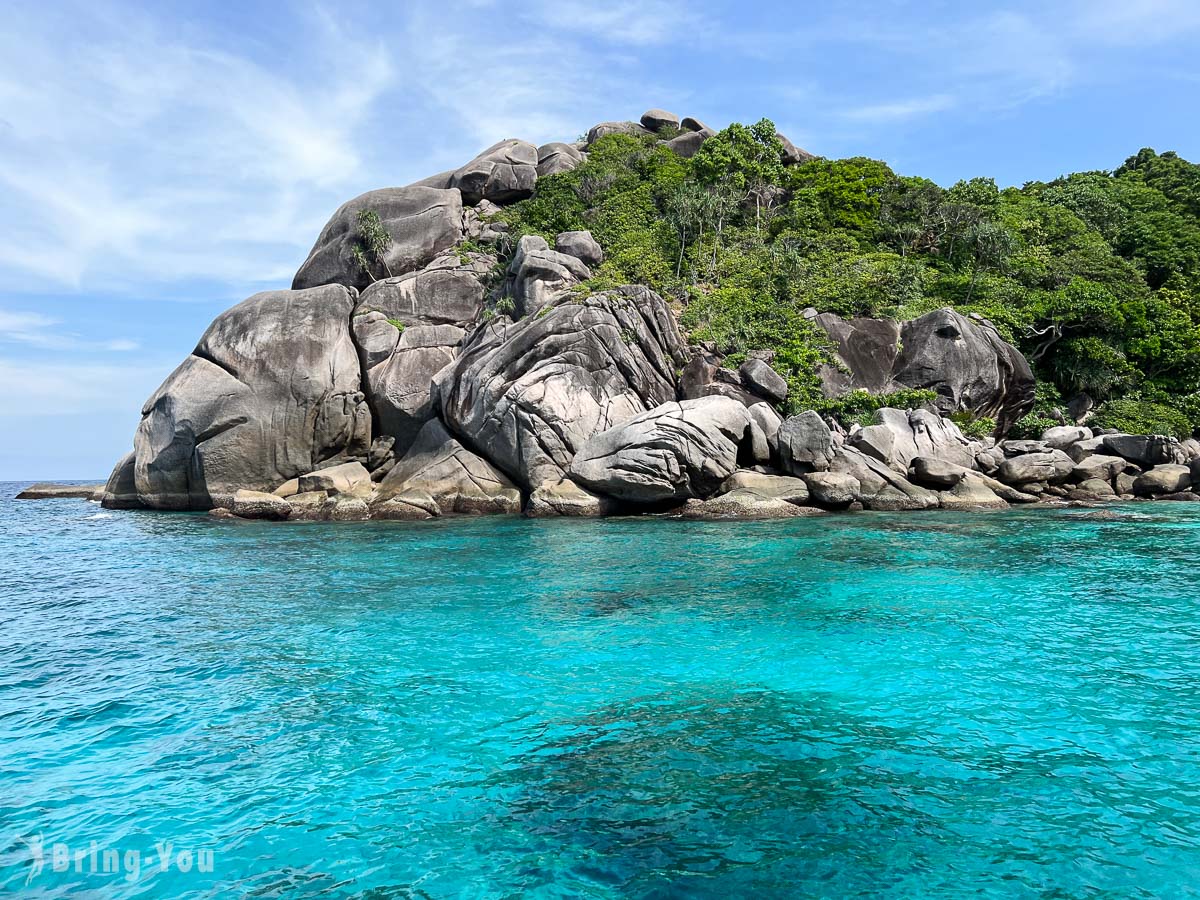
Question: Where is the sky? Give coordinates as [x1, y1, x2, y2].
[2, 0, 1199, 480]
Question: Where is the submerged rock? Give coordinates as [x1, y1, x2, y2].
[16, 482, 104, 500]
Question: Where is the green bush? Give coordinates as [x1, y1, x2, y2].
[1091, 397, 1194, 438]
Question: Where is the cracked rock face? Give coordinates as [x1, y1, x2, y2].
[450, 139, 539, 206]
[814, 307, 1035, 433]
[436, 286, 688, 490]
[569, 396, 753, 503]
[373, 419, 521, 515]
[292, 187, 464, 292]
[132, 285, 372, 509]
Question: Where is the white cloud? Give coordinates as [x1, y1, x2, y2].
[527, 0, 702, 46]
[841, 94, 957, 123]
[0, 357, 167, 416]
[0, 308, 137, 352]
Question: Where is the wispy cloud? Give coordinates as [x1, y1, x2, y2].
[841, 94, 957, 123]
[526, 0, 703, 46]
[0, 309, 138, 352]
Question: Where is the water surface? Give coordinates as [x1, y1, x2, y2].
[2, 485, 1199, 897]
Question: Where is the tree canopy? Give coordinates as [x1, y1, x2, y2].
[501, 126, 1200, 437]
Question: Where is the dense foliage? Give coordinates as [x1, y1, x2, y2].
[502, 122, 1200, 434]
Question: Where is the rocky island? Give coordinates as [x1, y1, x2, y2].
[88, 110, 1200, 519]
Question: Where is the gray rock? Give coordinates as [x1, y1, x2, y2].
[720, 470, 810, 505]
[586, 121, 653, 145]
[449, 139, 539, 205]
[849, 408, 975, 472]
[1069, 454, 1128, 483]
[132, 286, 371, 510]
[273, 478, 300, 498]
[1192, 457, 1200, 482]
[1066, 436, 1108, 463]
[996, 450, 1075, 485]
[1042, 425, 1092, 449]
[298, 461, 371, 497]
[506, 235, 592, 316]
[908, 456, 968, 488]
[777, 132, 814, 165]
[374, 419, 521, 515]
[999, 439, 1051, 457]
[355, 251, 493, 327]
[352, 313, 463, 454]
[746, 402, 782, 465]
[327, 495, 371, 521]
[371, 491, 438, 520]
[293, 187, 464, 291]
[802, 471, 861, 508]
[830, 446, 940, 511]
[640, 109, 680, 132]
[525, 478, 617, 518]
[569, 396, 752, 503]
[1133, 464, 1192, 497]
[938, 474, 1008, 510]
[680, 493, 822, 520]
[226, 489, 292, 520]
[554, 230, 604, 268]
[779, 411, 835, 474]
[1183, 438, 1200, 461]
[437, 286, 687, 490]
[1114, 472, 1138, 496]
[1069, 478, 1117, 501]
[17, 482, 105, 500]
[738, 358, 788, 404]
[679, 350, 760, 406]
[1103, 434, 1187, 467]
[1160, 491, 1200, 502]
[286, 491, 333, 521]
[100, 452, 142, 509]
[680, 117, 711, 133]
[663, 131, 710, 159]
[813, 308, 1035, 433]
[536, 142, 585, 177]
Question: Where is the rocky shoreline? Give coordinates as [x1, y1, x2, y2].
[45, 108, 1198, 522]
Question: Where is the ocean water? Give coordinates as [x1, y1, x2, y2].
[2, 485, 1200, 898]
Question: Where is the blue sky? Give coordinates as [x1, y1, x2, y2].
[2, 0, 1199, 480]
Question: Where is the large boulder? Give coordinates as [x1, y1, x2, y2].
[813, 308, 1034, 433]
[1133, 464, 1192, 497]
[1069, 454, 1129, 483]
[297, 461, 371, 496]
[100, 452, 142, 509]
[569, 397, 752, 503]
[778, 411, 835, 474]
[586, 121, 652, 145]
[437, 286, 688, 490]
[640, 109, 680, 132]
[449, 139, 538, 205]
[555, 231, 604, 268]
[354, 251, 493, 327]
[995, 449, 1074, 486]
[525, 478, 617, 518]
[1042, 425, 1092, 450]
[777, 132, 815, 166]
[938, 474, 1008, 510]
[1102, 433, 1188, 467]
[536, 142, 585, 177]
[802, 471, 861, 508]
[292, 187, 464, 291]
[132, 286, 371, 509]
[738, 358, 787, 404]
[225, 489, 292, 520]
[719, 470, 810, 505]
[352, 313, 463, 454]
[849, 408, 975, 472]
[506, 235, 592, 316]
[374, 420, 521, 515]
[829, 446, 939, 511]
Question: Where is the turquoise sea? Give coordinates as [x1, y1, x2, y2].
[2, 484, 1200, 898]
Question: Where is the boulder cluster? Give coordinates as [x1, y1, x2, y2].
[96, 110, 1200, 521]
